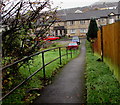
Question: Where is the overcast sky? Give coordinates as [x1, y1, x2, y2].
[50, 0, 119, 9]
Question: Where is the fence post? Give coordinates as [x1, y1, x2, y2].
[42, 52, 46, 80]
[100, 26, 104, 62]
[59, 47, 62, 65]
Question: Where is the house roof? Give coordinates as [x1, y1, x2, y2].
[57, 9, 118, 21]
[56, 2, 119, 21]
[57, 7, 82, 15]
[118, 1, 120, 14]
[57, 2, 118, 14]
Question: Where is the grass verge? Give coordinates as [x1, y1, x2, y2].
[85, 41, 120, 103]
[2, 43, 80, 105]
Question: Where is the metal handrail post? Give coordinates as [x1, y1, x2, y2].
[59, 47, 62, 65]
[66, 47, 68, 59]
[71, 50, 72, 58]
[42, 52, 46, 80]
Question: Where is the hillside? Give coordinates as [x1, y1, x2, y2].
[92, 1, 119, 5]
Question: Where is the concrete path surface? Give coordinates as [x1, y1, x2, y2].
[32, 39, 86, 104]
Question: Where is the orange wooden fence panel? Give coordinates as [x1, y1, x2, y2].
[93, 21, 120, 83]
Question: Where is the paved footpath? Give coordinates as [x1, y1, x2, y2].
[32, 39, 86, 104]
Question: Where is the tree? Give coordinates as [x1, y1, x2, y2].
[87, 18, 98, 42]
[1, 0, 58, 65]
[1, 1, 59, 100]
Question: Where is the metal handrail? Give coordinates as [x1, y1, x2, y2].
[1, 46, 77, 100]
[2, 47, 62, 70]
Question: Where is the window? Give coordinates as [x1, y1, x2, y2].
[101, 18, 104, 22]
[69, 43, 77, 46]
[98, 19, 100, 23]
[109, 18, 115, 24]
[64, 22, 67, 26]
[69, 21, 75, 25]
[80, 28, 87, 33]
[70, 29, 76, 34]
[80, 20, 85, 24]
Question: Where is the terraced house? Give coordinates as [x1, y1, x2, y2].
[50, 2, 120, 37]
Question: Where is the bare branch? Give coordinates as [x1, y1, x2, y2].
[2, 0, 58, 64]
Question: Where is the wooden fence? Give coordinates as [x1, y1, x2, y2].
[93, 21, 120, 83]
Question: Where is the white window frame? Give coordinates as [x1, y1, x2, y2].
[80, 20, 85, 24]
[70, 29, 76, 34]
[80, 28, 87, 33]
[69, 21, 75, 25]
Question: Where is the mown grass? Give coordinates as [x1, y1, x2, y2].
[86, 41, 120, 103]
[2, 42, 80, 105]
